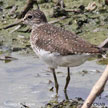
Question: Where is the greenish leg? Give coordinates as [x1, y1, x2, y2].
[51, 68, 59, 94]
[64, 67, 71, 91]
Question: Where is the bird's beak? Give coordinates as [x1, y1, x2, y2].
[13, 18, 24, 25]
[21, 16, 27, 24]
[19, 18, 24, 23]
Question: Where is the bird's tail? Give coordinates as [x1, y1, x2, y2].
[98, 38, 108, 58]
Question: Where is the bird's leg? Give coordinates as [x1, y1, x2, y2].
[50, 68, 59, 94]
[64, 67, 70, 91]
[64, 89, 69, 100]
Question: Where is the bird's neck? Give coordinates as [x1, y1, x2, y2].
[32, 22, 47, 30]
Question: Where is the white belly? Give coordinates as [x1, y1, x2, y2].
[31, 45, 92, 69]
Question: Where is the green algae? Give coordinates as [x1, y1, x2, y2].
[43, 98, 100, 108]
[97, 57, 108, 65]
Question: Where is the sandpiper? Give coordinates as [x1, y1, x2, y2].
[23, 9, 106, 94]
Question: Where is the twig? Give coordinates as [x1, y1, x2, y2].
[82, 65, 108, 108]
[9, 25, 21, 33]
[49, 16, 67, 24]
[0, 16, 68, 30]
[56, 0, 65, 9]
[105, 0, 108, 5]
[20, 103, 30, 108]
[98, 38, 108, 49]
[0, 56, 17, 61]
[18, 0, 39, 19]
[0, 19, 23, 30]
[64, 8, 80, 13]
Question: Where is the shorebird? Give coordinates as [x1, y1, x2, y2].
[23, 9, 106, 94]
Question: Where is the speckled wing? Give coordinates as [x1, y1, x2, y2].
[31, 23, 104, 56]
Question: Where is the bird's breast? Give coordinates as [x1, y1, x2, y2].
[30, 43, 92, 68]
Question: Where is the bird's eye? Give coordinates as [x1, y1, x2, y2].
[27, 15, 33, 19]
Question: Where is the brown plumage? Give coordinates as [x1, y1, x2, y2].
[31, 23, 104, 56]
[23, 9, 105, 56]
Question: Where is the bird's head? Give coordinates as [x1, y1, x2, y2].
[23, 9, 47, 27]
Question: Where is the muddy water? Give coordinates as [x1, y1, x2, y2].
[0, 53, 108, 108]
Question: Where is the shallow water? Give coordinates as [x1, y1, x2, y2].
[0, 53, 108, 108]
